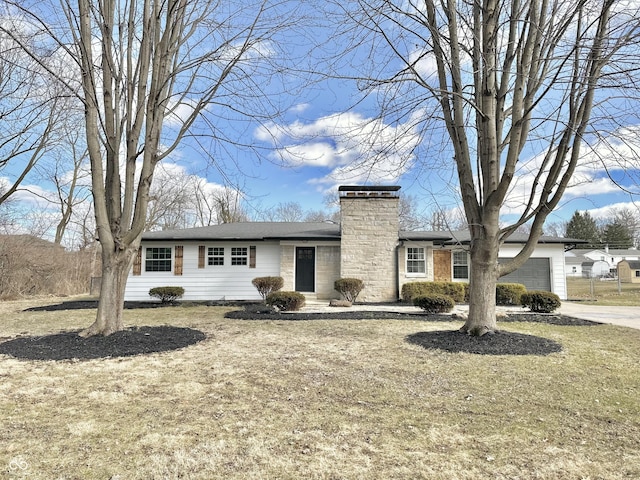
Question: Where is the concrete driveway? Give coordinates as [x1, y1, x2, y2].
[559, 302, 640, 330]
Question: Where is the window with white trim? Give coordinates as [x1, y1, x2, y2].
[231, 247, 248, 266]
[208, 247, 224, 266]
[406, 247, 426, 274]
[453, 251, 469, 279]
[145, 247, 172, 272]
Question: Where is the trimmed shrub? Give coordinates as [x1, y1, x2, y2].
[149, 286, 185, 303]
[520, 291, 561, 313]
[266, 291, 306, 311]
[413, 294, 455, 314]
[334, 278, 364, 303]
[402, 281, 466, 303]
[496, 283, 527, 305]
[252, 276, 284, 301]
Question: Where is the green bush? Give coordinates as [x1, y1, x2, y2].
[149, 286, 185, 303]
[252, 276, 284, 301]
[402, 282, 466, 303]
[334, 278, 364, 303]
[520, 291, 561, 313]
[413, 294, 455, 314]
[266, 291, 306, 311]
[496, 283, 526, 305]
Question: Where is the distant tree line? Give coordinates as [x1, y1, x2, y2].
[564, 209, 639, 249]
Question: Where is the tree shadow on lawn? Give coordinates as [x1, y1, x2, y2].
[0, 326, 206, 361]
[406, 330, 563, 356]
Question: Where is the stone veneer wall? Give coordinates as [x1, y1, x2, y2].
[280, 245, 295, 291]
[279, 244, 341, 299]
[340, 194, 400, 302]
[316, 246, 341, 299]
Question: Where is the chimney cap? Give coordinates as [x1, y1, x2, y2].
[338, 185, 401, 192]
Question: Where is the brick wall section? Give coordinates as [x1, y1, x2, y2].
[340, 195, 400, 302]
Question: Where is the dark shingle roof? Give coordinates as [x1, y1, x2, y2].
[142, 224, 580, 245]
[438, 230, 584, 246]
[621, 260, 640, 270]
[142, 222, 342, 241]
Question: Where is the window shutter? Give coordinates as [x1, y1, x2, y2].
[198, 245, 205, 268]
[133, 248, 142, 276]
[250, 245, 256, 268]
[174, 245, 184, 275]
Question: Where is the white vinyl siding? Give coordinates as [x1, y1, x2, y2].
[125, 242, 281, 301]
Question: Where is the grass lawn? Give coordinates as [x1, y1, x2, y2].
[1, 297, 640, 479]
[567, 277, 640, 306]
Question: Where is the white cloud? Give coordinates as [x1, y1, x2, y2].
[289, 103, 310, 114]
[585, 201, 640, 220]
[256, 110, 422, 190]
[500, 125, 640, 215]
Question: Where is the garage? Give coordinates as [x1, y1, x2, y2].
[498, 257, 551, 292]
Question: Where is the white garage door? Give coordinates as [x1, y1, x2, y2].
[498, 257, 551, 292]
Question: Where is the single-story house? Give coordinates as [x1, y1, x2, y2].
[617, 260, 640, 283]
[566, 248, 640, 278]
[581, 260, 612, 278]
[564, 254, 587, 277]
[124, 185, 579, 302]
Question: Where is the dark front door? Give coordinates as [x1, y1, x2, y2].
[295, 247, 315, 292]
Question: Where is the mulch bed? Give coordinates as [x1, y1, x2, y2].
[0, 326, 206, 361]
[405, 330, 563, 356]
[225, 308, 600, 326]
[0, 301, 600, 361]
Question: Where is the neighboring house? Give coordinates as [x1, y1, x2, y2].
[124, 185, 579, 302]
[581, 260, 611, 278]
[569, 248, 640, 277]
[564, 253, 587, 277]
[618, 260, 640, 283]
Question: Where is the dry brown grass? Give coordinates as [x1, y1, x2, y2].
[567, 277, 640, 306]
[1, 297, 640, 479]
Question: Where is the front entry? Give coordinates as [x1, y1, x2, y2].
[295, 247, 315, 292]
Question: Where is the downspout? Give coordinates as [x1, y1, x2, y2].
[396, 240, 404, 301]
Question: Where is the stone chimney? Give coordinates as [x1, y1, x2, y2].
[339, 185, 400, 302]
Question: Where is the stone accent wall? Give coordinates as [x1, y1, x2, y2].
[280, 245, 295, 291]
[316, 245, 341, 299]
[340, 194, 400, 302]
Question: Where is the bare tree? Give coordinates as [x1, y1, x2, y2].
[193, 181, 249, 225]
[0, 27, 62, 208]
[260, 201, 306, 222]
[146, 166, 195, 231]
[31, 122, 92, 245]
[2, 0, 302, 335]
[332, 0, 640, 334]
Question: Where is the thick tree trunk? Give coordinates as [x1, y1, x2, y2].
[461, 236, 500, 336]
[80, 247, 136, 337]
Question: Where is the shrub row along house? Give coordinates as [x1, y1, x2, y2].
[124, 185, 579, 302]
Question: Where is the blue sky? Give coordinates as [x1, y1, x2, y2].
[3, 0, 640, 240]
